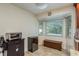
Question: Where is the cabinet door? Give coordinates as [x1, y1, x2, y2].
[78, 43, 79, 51]
[75, 41, 78, 50]
[16, 39, 24, 56]
[28, 38, 32, 51]
[7, 41, 17, 56]
[7, 39, 24, 56]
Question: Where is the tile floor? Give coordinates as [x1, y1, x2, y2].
[70, 49, 79, 56]
[25, 45, 67, 56]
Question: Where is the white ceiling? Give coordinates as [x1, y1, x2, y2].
[13, 3, 73, 14]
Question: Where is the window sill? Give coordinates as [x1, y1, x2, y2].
[46, 33, 62, 36]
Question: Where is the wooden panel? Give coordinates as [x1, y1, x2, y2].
[77, 42, 79, 51]
[74, 40, 79, 51]
[77, 4, 79, 10]
[74, 3, 79, 28]
[44, 40, 62, 51]
[75, 40, 78, 50]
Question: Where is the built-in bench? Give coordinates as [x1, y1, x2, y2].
[44, 39, 62, 51]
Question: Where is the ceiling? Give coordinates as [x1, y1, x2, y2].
[13, 3, 73, 15]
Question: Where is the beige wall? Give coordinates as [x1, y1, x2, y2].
[38, 6, 76, 50]
[0, 4, 38, 52]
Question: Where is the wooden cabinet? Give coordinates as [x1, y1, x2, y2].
[7, 39, 24, 56]
[44, 40, 62, 51]
[28, 37, 38, 52]
[75, 40, 79, 51]
[74, 4, 79, 28]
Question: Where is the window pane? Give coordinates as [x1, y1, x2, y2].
[46, 20, 63, 36]
[66, 16, 71, 38]
[39, 22, 43, 35]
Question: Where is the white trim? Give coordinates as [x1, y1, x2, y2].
[46, 33, 62, 36]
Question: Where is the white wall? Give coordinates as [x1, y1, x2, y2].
[0, 4, 38, 52]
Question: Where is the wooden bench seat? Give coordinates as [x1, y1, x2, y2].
[44, 39, 62, 51]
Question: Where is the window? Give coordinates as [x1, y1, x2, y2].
[46, 20, 63, 36]
[39, 19, 63, 36]
[38, 15, 72, 37]
[39, 22, 43, 35]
